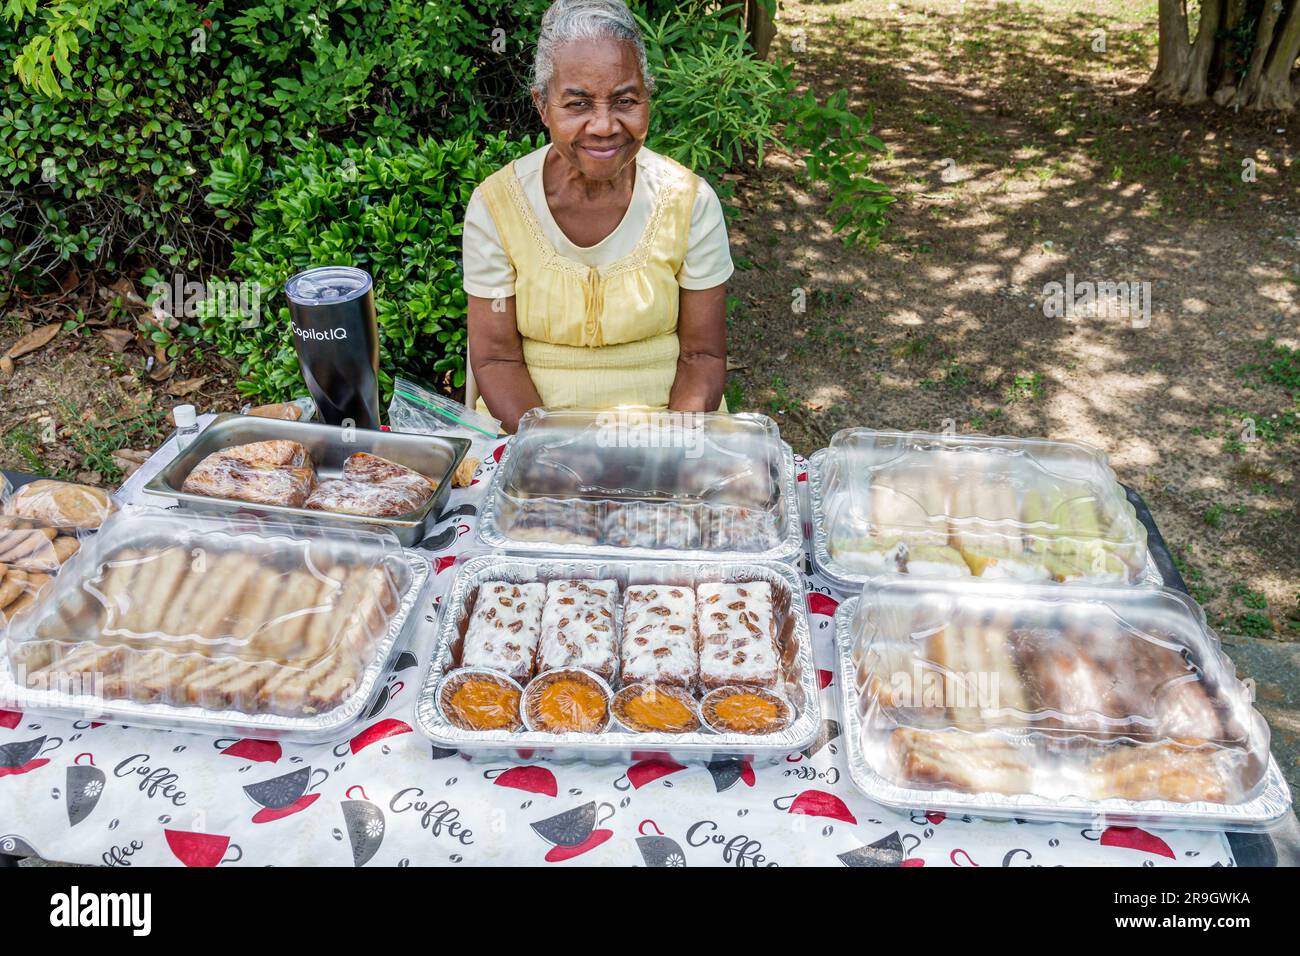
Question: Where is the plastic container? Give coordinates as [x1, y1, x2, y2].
[478, 408, 801, 563]
[415, 553, 820, 764]
[808, 429, 1160, 592]
[834, 576, 1291, 830]
[0, 506, 429, 742]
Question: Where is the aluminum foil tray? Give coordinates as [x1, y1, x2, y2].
[416, 553, 820, 764]
[0, 507, 430, 743]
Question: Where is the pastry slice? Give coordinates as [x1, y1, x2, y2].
[889, 727, 1034, 795]
[538, 580, 620, 683]
[620, 584, 697, 687]
[697, 581, 778, 690]
[461, 581, 546, 683]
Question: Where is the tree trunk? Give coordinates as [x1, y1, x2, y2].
[1147, 0, 1193, 98]
[1233, 0, 1286, 107]
[746, 0, 777, 60]
[1248, 1, 1300, 110]
[1149, 0, 1300, 111]
[1180, 0, 1224, 103]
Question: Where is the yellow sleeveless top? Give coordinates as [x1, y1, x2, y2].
[476, 150, 699, 411]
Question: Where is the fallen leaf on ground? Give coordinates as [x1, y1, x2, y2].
[166, 376, 208, 397]
[4, 323, 60, 360]
[149, 362, 175, 383]
[98, 328, 134, 352]
[0, 356, 12, 381]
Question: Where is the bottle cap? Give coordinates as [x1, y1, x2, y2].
[173, 404, 197, 429]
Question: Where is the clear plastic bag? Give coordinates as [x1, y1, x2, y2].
[388, 377, 500, 444]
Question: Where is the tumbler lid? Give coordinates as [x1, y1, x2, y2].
[285, 266, 373, 306]
[173, 404, 197, 429]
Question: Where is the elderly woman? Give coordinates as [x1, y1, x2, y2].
[462, 0, 732, 432]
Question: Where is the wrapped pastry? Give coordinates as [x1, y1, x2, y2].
[613, 683, 700, 734]
[461, 581, 546, 683]
[1086, 743, 1234, 804]
[697, 581, 778, 690]
[889, 726, 1035, 795]
[522, 667, 612, 733]
[182, 440, 316, 508]
[538, 579, 619, 683]
[700, 685, 792, 735]
[620, 584, 697, 687]
[437, 668, 524, 732]
[602, 503, 703, 550]
[303, 452, 437, 517]
[705, 505, 777, 552]
[505, 500, 601, 546]
[3, 479, 117, 530]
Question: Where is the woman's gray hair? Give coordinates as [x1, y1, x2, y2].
[531, 0, 654, 103]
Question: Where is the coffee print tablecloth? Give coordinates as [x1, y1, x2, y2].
[0, 427, 1239, 867]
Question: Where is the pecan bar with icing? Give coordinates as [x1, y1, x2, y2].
[620, 584, 697, 687]
[538, 580, 619, 683]
[461, 581, 546, 683]
[697, 581, 779, 690]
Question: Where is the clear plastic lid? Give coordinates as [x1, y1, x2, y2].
[479, 409, 798, 560]
[844, 577, 1272, 809]
[3, 506, 413, 723]
[812, 429, 1153, 587]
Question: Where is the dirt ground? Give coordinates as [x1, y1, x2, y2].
[726, 0, 1298, 642]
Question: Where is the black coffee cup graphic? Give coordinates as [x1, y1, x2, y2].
[244, 766, 328, 823]
[65, 753, 106, 827]
[530, 801, 615, 862]
[636, 820, 686, 867]
[838, 831, 922, 867]
[339, 785, 385, 867]
[0, 735, 61, 777]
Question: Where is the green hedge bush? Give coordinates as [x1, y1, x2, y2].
[4, 1, 892, 404]
[201, 131, 541, 400]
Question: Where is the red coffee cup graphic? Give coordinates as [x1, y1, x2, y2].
[214, 737, 283, 764]
[0, 735, 61, 777]
[244, 766, 329, 823]
[484, 765, 558, 797]
[333, 718, 411, 757]
[530, 802, 615, 862]
[616, 757, 687, 791]
[165, 829, 242, 867]
[0, 709, 20, 730]
[773, 789, 858, 824]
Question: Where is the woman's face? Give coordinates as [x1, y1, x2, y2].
[535, 37, 650, 183]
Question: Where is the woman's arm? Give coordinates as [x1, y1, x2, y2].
[669, 283, 727, 412]
[467, 294, 544, 433]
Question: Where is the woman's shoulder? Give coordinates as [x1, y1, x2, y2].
[636, 145, 701, 193]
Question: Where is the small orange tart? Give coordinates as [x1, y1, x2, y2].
[613, 683, 701, 734]
[701, 685, 793, 735]
[522, 668, 612, 734]
[438, 668, 524, 732]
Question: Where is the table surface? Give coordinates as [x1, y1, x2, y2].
[0, 427, 1290, 867]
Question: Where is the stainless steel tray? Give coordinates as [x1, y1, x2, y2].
[807, 447, 1164, 592]
[833, 591, 1293, 831]
[143, 413, 469, 547]
[0, 514, 430, 744]
[416, 553, 821, 764]
[478, 421, 803, 565]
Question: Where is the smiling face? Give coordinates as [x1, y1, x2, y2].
[534, 37, 650, 182]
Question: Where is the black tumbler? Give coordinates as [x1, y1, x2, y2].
[285, 266, 381, 430]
